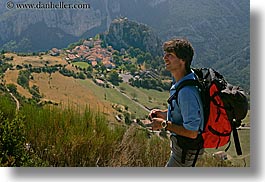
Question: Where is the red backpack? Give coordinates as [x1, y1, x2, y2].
[169, 68, 248, 166]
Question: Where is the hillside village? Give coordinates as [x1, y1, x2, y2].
[63, 38, 116, 69]
[48, 37, 163, 87]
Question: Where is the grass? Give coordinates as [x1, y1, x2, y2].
[1, 94, 170, 167]
[119, 82, 169, 110]
[20, 103, 127, 166]
[0, 92, 250, 167]
[4, 53, 67, 67]
[72, 62, 90, 69]
[5, 68, 149, 120]
[5, 61, 168, 120]
[79, 79, 149, 119]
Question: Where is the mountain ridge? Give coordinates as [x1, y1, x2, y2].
[0, 0, 249, 91]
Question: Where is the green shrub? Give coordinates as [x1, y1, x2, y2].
[0, 95, 16, 120]
[0, 111, 47, 167]
[0, 96, 48, 167]
[0, 112, 26, 166]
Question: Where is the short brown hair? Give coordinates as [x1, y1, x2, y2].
[163, 38, 194, 71]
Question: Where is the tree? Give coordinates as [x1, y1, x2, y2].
[6, 84, 17, 94]
[86, 65, 93, 72]
[129, 66, 137, 75]
[144, 52, 152, 62]
[127, 47, 136, 57]
[17, 71, 30, 89]
[107, 71, 122, 86]
[136, 54, 145, 65]
[78, 72, 86, 79]
[124, 112, 132, 125]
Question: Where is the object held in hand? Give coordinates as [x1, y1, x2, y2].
[142, 119, 153, 128]
[149, 113, 157, 120]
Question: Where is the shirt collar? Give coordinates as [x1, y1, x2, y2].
[171, 71, 196, 90]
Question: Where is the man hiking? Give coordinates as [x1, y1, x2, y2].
[149, 38, 204, 167]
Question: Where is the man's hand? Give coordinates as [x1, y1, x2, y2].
[150, 117, 164, 131]
[148, 109, 167, 120]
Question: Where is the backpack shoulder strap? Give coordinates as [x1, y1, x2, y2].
[167, 79, 201, 106]
[176, 79, 201, 93]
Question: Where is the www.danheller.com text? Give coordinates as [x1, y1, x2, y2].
[6, 1, 91, 10]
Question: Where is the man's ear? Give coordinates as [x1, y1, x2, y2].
[180, 59, 186, 65]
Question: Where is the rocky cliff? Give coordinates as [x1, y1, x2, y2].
[103, 18, 162, 57]
[0, 0, 108, 52]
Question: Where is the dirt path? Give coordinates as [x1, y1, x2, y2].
[107, 80, 150, 113]
[6, 86, 20, 111]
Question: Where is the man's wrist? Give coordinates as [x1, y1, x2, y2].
[161, 120, 168, 129]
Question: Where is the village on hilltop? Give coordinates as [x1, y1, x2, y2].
[51, 38, 116, 70]
[49, 37, 161, 85]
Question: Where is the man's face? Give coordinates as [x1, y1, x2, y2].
[163, 52, 183, 72]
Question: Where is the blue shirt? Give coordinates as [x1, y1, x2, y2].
[167, 72, 204, 133]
